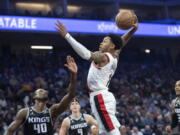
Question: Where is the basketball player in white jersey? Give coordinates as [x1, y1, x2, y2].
[55, 17, 138, 135]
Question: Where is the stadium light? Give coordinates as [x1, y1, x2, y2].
[145, 49, 151, 54]
[16, 2, 51, 12]
[31, 46, 53, 50]
[67, 6, 81, 12]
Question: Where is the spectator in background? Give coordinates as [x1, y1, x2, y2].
[143, 125, 153, 135]
[120, 125, 128, 135]
[131, 127, 143, 135]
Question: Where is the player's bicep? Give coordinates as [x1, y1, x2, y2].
[59, 118, 69, 135]
[6, 109, 27, 134]
[85, 114, 98, 127]
[90, 51, 108, 64]
[50, 95, 71, 118]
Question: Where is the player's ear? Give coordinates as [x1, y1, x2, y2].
[110, 43, 115, 50]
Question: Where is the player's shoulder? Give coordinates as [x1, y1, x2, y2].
[16, 108, 28, 118]
[64, 117, 71, 123]
[18, 108, 28, 113]
[83, 114, 93, 120]
[62, 117, 70, 126]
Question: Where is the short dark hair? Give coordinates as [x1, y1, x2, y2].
[107, 33, 123, 50]
[71, 97, 80, 103]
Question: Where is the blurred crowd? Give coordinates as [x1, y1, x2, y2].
[0, 49, 180, 135]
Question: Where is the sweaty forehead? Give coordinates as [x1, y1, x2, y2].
[103, 36, 111, 41]
[35, 89, 47, 95]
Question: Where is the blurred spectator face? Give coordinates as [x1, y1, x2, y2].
[145, 125, 150, 130]
[132, 127, 138, 133]
[7, 114, 12, 119]
[120, 125, 127, 135]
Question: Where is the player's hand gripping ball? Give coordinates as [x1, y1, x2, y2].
[115, 9, 137, 30]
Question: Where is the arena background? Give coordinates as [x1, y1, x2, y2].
[0, 0, 180, 134]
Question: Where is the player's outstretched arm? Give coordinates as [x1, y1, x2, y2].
[50, 56, 77, 119]
[59, 118, 70, 135]
[4, 109, 27, 135]
[121, 15, 138, 47]
[55, 21, 91, 60]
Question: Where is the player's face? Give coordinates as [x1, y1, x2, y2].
[99, 37, 114, 52]
[34, 89, 48, 104]
[70, 101, 81, 112]
[175, 81, 180, 95]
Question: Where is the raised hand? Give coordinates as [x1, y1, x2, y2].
[55, 20, 68, 37]
[132, 14, 138, 30]
[64, 56, 78, 74]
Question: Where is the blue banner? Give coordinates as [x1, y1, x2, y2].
[0, 15, 180, 37]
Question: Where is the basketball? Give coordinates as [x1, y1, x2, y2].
[115, 10, 137, 30]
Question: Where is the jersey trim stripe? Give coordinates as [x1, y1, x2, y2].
[94, 94, 115, 131]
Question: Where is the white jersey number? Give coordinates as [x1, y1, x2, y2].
[34, 123, 47, 134]
[78, 128, 83, 135]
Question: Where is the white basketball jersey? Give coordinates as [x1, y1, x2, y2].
[87, 52, 117, 91]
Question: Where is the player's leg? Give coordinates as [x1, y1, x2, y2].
[90, 94, 106, 134]
[93, 91, 121, 135]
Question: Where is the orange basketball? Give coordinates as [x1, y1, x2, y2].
[115, 10, 137, 30]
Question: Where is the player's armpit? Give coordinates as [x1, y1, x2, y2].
[59, 118, 70, 135]
[90, 51, 109, 65]
[5, 108, 27, 135]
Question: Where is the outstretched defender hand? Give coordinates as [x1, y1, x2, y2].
[64, 56, 78, 74]
[55, 20, 68, 37]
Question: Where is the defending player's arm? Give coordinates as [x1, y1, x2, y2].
[121, 16, 138, 47]
[5, 109, 27, 135]
[85, 114, 99, 135]
[50, 56, 77, 119]
[59, 118, 70, 135]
